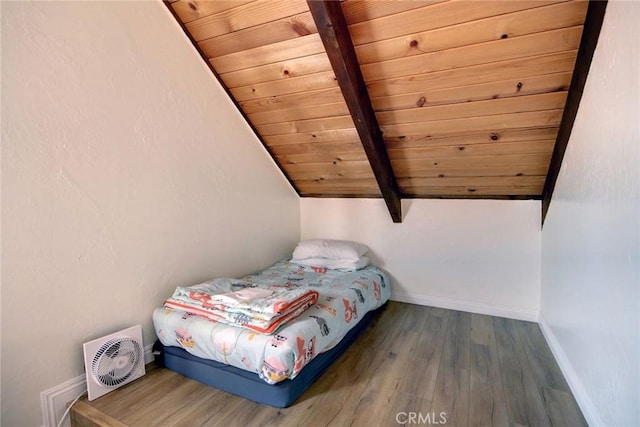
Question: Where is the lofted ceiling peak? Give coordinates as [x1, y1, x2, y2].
[165, 0, 607, 223]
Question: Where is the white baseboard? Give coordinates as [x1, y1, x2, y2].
[390, 290, 539, 322]
[538, 314, 602, 427]
[40, 374, 86, 427]
[40, 343, 154, 427]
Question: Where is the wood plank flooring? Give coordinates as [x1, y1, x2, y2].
[71, 302, 586, 427]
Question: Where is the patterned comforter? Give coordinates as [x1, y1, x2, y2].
[163, 279, 319, 334]
[153, 260, 391, 384]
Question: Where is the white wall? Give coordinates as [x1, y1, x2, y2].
[0, 3, 3, 423]
[1, 2, 299, 426]
[300, 198, 541, 320]
[540, 1, 640, 426]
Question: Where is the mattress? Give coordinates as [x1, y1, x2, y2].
[153, 305, 384, 407]
[153, 260, 391, 386]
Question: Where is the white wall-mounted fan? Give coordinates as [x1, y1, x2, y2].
[83, 325, 146, 401]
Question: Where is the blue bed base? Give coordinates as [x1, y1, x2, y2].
[153, 304, 384, 408]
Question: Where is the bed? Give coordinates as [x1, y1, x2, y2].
[152, 241, 391, 407]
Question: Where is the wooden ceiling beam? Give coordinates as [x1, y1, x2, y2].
[541, 0, 608, 225]
[307, 0, 403, 223]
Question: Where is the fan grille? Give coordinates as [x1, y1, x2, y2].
[91, 337, 143, 388]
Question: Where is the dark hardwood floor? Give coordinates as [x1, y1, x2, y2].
[71, 301, 586, 426]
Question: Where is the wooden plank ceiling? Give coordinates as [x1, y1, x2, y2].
[166, 0, 596, 222]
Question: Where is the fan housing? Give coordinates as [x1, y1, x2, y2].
[83, 325, 145, 401]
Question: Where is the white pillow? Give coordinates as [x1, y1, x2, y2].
[292, 256, 370, 271]
[292, 239, 368, 262]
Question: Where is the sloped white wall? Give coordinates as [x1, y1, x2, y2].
[540, 1, 640, 425]
[1, 2, 299, 426]
[300, 198, 541, 320]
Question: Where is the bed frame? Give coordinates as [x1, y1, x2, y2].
[153, 304, 384, 407]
